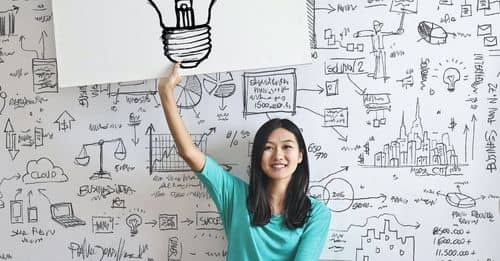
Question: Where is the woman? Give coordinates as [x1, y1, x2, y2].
[158, 64, 331, 260]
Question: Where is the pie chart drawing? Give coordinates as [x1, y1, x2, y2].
[175, 76, 202, 109]
[445, 192, 476, 208]
[418, 21, 448, 45]
[203, 72, 236, 98]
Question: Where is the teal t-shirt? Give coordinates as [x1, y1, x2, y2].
[195, 156, 331, 261]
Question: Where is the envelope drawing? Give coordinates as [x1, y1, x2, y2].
[111, 197, 126, 208]
[484, 36, 498, 47]
[477, 24, 492, 36]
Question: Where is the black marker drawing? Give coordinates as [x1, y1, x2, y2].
[54, 110, 75, 132]
[108, 80, 160, 107]
[3, 118, 19, 160]
[74, 138, 127, 180]
[174, 76, 203, 117]
[225, 129, 250, 148]
[390, 0, 418, 34]
[128, 112, 141, 146]
[126, 214, 142, 237]
[92, 216, 114, 234]
[0, 86, 6, 115]
[355, 219, 415, 261]
[479, 0, 500, 16]
[168, 236, 182, 261]
[243, 68, 297, 118]
[367, 99, 464, 176]
[296, 105, 348, 141]
[431, 59, 468, 92]
[417, 21, 449, 45]
[146, 124, 213, 174]
[196, 211, 223, 230]
[50, 202, 86, 228]
[111, 197, 126, 209]
[10, 200, 23, 224]
[354, 20, 403, 81]
[332, 214, 418, 261]
[0, 6, 19, 37]
[159, 214, 178, 230]
[442, 186, 477, 208]
[203, 72, 236, 110]
[22, 157, 68, 184]
[147, 0, 216, 68]
[20, 32, 58, 94]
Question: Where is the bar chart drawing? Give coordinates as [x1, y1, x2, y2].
[0, 6, 18, 37]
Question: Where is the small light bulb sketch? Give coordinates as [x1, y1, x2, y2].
[125, 214, 142, 237]
[442, 67, 460, 92]
[148, 0, 217, 68]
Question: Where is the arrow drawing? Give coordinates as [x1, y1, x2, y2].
[4, 119, 19, 160]
[54, 110, 75, 131]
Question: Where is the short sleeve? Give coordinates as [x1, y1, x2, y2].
[293, 199, 331, 261]
[195, 155, 242, 226]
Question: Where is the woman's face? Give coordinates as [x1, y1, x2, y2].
[260, 128, 303, 183]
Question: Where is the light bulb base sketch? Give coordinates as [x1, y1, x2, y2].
[126, 214, 142, 237]
[148, 0, 216, 68]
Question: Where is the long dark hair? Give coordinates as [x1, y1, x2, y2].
[247, 118, 311, 229]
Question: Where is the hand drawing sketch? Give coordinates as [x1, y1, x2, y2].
[148, 0, 216, 68]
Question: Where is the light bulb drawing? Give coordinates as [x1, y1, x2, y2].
[74, 138, 127, 180]
[148, 0, 217, 68]
[442, 67, 460, 92]
[125, 214, 142, 237]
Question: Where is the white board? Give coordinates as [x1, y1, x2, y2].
[51, 0, 311, 87]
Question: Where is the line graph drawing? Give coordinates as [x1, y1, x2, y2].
[146, 124, 214, 174]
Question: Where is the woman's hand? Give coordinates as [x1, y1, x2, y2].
[158, 63, 183, 97]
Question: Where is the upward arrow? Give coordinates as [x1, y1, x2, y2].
[39, 31, 48, 59]
[463, 124, 469, 162]
[471, 114, 477, 160]
[146, 124, 155, 175]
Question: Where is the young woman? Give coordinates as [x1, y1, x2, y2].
[158, 64, 331, 260]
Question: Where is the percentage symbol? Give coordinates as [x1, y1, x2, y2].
[226, 130, 238, 148]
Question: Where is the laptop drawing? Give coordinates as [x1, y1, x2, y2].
[50, 202, 86, 228]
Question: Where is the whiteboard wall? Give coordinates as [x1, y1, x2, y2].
[0, 0, 499, 260]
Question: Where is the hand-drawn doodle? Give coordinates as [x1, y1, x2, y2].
[243, 68, 297, 118]
[20, 31, 58, 94]
[128, 112, 141, 146]
[225, 129, 250, 148]
[168, 236, 183, 261]
[111, 197, 126, 209]
[92, 216, 114, 234]
[331, 214, 419, 261]
[0, 5, 18, 37]
[296, 105, 348, 141]
[10, 200, 23, 224]
[390, 0, 419, 33]
[126, 214, 143, 237]
[0, 87, 6, 115]
[74, 138, 127, 180]
[159, 214, 178, 230]
[174, 75, 203, 117]
[480, 0, 500, 16]
[354, 20, 404, 81]
[367, 99, 464, 176]
[146, 124, 213, 174]
[355, 219, 415, 261]
[196, 211, 223, 230]
[108, 80, 160, 107]
[22, 157, 69, 184]
[50, 202, 86, 228]
[147, 0, 216, 68]
[54, 110, 75, 132]
[417, 21, 449, 45]
[3, 118, 19, 160]
[432, 58, 468, 92]
[203, 72, 236, 110]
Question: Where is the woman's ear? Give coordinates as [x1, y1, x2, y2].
[298, 150, 303, 164]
